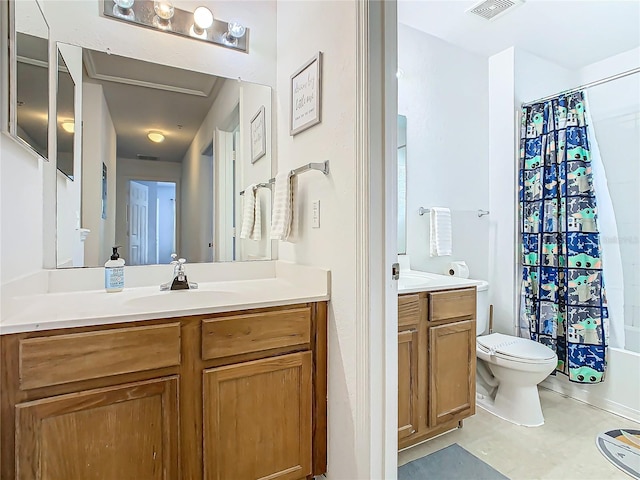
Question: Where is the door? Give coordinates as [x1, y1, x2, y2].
[429, 320, 476, 427]
[15, 377, 179, 480]
[398, 328, 419, 440]
[203, 352, 312, 480]
[128, 180, 149, 265]
[214, 129, 236, 262]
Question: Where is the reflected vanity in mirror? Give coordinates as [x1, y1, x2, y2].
[55, 46, 273, 268]
[56, 49, 75, 179]
[397, 115, 407, 254]
[9, 0, 49, 159]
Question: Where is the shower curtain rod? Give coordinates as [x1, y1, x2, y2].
[521, 67, 640, 107]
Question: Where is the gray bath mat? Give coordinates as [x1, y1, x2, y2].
[398, 443, 509, 480]
[595, 429, 640, 479]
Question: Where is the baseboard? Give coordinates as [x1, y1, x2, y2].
[540, 378, 640, 423]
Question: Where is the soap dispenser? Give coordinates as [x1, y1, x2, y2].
[105, 246, 125, 292]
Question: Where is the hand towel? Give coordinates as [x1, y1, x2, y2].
[270, 171, 294, 241]
[240, 185, 261, 240]
[430, 207, 452, 256]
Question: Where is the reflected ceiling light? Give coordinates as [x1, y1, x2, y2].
[222, 20, 246, 46]
[148, 131, 165, 143]
[190, 6, 214, 38]
[61, 121, 75, 133]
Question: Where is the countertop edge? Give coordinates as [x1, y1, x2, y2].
[0, 293, 331, 335]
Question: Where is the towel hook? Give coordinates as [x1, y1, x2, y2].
[477, 210, 490, 217]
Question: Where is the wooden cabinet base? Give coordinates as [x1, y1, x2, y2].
[1, 302, 327, 480]
[398, 419, 463, 451]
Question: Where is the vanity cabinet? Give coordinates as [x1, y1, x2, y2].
[398, 288, 476, 450]
[1, 302, 327, 480]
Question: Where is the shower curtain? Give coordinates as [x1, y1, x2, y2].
[519, 91, 608, 384]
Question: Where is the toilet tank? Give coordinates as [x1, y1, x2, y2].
[476, 281, 490, 336]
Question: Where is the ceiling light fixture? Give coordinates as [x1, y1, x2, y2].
[103, 0, 249, 52]
[148, 131, 165, 143]
[61, 121, 75, 133]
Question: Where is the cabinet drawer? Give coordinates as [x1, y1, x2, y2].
[19, 323, 181, 390]
[428, 288, 476, 323]
[201, 307, 311, 360]
[398, 294, 421, 328]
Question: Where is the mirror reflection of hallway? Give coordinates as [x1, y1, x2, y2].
[127, 180, 176, 266]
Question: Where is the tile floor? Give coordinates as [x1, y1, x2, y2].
[398, 388, 640, 479]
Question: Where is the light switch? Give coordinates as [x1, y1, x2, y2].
[312, 200, 320, 228]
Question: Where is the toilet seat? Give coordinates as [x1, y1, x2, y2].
[477, 333, 556, 365]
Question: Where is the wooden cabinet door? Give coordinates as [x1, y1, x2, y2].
[15, 377, 179, 480]
[429, 320, 476, 427]
[398, 329, 419, 440]
[203, 352, 312, 480]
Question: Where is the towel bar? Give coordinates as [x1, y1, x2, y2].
[240, 160, 330, 195]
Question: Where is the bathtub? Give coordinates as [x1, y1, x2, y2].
[541, 345, 640, 422]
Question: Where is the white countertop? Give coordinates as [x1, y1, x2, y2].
[0, 262, 330, 335]
[398, 270, 486, 294]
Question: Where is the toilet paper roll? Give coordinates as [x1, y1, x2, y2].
[446, 261, 470, 279]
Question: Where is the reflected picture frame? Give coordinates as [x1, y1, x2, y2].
[250, 105, 266, 163]
[289, 52, 322, 136]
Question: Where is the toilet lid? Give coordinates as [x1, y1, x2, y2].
[477, 333, 556, 362]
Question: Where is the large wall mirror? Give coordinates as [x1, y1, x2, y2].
[56, 49, 75, 179]
[55, 46, 273, 268]
[9, 0, 49, 159]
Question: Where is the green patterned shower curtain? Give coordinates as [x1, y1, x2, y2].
[519, 91, 608, 384]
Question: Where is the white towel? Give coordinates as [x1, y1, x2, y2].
[270, 171, 294, 241]
[240, 185, 261, 240]
[430, 207, 452, 256]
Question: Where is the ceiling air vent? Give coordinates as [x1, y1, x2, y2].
[137, 154, 158, 161]
[467, 0, 524, 21]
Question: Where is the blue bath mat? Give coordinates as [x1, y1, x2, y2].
[398, 443, 509, 480]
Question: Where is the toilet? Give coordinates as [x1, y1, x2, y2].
[475, 282, 557, 427]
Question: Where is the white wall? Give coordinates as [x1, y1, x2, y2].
[276, 1, 361, 477]
[82, 82, 117, 267]
[40, 1, 277, 88]
[398, 24, 490, 281]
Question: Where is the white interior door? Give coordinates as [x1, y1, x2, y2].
[128, 180, 149, 265]
[214, 129, 236, 262]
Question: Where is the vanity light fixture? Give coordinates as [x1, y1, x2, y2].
[190, 6, 214, 39]
[61, 121, 75, 133]
[147, 131, 165, 143]
[102, 0, 249, 52]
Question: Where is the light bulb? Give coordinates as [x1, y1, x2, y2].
[222, 21, 246, 46]
[61, 121, 75, 133]
[193, 6, 214, 29]
[114, 0, 134, 9]
[227, 21, 246, 39]
[148, 131, 165, 143]
[154, 0, 174, 20]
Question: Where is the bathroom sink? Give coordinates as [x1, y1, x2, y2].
[124, 289, 236, 310]
[398, 274, 435, 289]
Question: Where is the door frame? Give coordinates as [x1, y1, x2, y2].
[355, 1, 398, 478]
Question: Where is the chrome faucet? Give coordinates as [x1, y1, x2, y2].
[160, 254, 198, 291]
